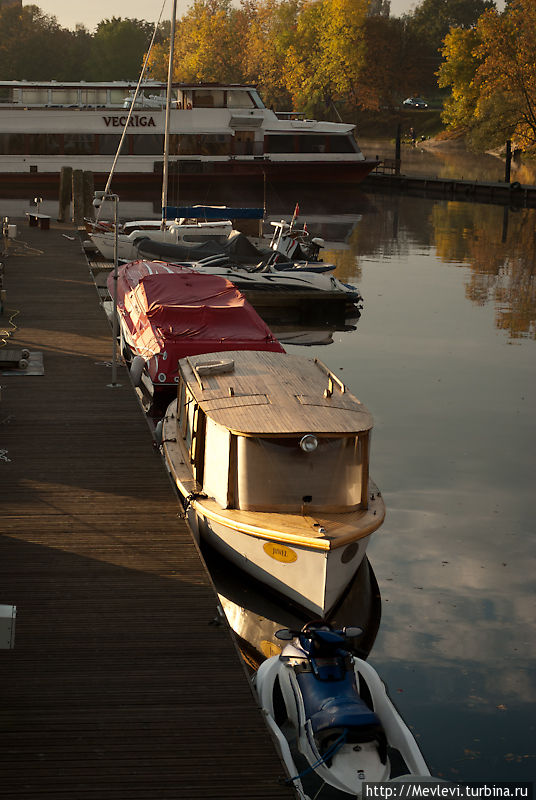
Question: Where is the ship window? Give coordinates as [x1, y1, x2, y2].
[131, 134, 164, 155]
[226, 90, 254, 109]
[264, 134, 295, 153]
[20, 88, 48, 105]
[64, 134, 94, 155]
[249, 90, 265, 109]
[236, 435, 365, 512]
[203, 418, 231, 508]
[80, 88, 108, 106]
[51, 88, 78, 105]
[0, 133, 24, 155]
[97, 133, 123, 155]
[327, 134, 358, 153]
[170, 133, 231, 156]
[27, 134, 61, 155]
[109, 88, 128, 104]
[296, 135, 326, 153]
[192, 90, 225, 108]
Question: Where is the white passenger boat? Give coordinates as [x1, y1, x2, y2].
[0, 80, 377, 188]
[160, 350, 385, 617]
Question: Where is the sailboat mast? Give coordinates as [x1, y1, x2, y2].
[161, 0, 177, 230]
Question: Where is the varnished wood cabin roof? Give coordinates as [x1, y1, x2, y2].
[180, 350, 374, 435]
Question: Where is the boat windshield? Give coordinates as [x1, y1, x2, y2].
[235, 435, 366, 512]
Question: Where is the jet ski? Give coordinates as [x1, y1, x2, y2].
[254, 622, 433, 798]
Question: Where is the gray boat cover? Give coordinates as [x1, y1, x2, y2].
[136, 230, 272, 265]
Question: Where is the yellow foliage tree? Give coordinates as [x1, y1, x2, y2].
[438, 0, 536, 153]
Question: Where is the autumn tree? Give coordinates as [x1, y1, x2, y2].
[147, 0, 248, 84]
[437, 26, 482, 132]
[438, 0, 536, 153]
[474, 0, 536, 151]
[283, 0, 369, 118]
[240, 0, 297, 109]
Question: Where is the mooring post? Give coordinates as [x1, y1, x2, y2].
[58, 166, 72, 223]
[395, 124, 401, 175]
[72, 170, 85, 227]
[505, 140, 512, 183]
[83, 172, 95, 221]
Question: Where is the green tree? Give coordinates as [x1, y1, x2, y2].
[89, 18, 156, 80]
[0, 5, 76, 79]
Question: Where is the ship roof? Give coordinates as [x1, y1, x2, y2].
[180, 349, 373, 436]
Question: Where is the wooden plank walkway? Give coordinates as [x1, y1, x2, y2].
[0, 218, 295, 799]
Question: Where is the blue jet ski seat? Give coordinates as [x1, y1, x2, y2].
[296, 661, 387, 762]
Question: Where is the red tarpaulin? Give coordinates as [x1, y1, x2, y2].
[110, 261, 284, 388]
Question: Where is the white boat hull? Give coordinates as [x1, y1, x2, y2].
[195, 509, 371, 618]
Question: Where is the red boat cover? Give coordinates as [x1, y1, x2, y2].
[110, 261, 284, 387]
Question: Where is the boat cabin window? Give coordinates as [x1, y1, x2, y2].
[192, 89, 225, 108]
[178, 383, 196, 452]
[18, 88, 48, 105]
[51, 88, 78, 105]
[235, 435, 367, 512]
[64, 134, 94, 155]
[226, 90, 255, 109]
[203, 418, 231, 508]
[170, 133, 231, 156]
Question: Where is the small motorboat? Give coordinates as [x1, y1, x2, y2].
[160, 349, 385, 616]
[108, 260, 284, 411]
[90, 213, 233, 261]
[254, 622, 433, 798]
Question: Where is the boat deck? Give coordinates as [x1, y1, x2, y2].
[0, 218, 295, 799]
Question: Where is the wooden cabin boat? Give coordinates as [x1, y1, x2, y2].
[161, 350, 385, 617]
[109, 261, 284, 410]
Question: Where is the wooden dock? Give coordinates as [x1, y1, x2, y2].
[365, 169, 536, 208]
[0, 218, 295, 799]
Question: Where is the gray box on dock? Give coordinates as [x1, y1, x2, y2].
[0, 604, 16, 648]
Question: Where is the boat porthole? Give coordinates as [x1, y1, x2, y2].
[158, 373, 167, 383]
[341, 542, 359, 563]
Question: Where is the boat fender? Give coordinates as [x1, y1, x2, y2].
[154, 420, 164, 447]
[130, 355, 146, 387]
[510, 181, 521, 191]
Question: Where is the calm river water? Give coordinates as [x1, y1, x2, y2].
[279, 187, 536, 783]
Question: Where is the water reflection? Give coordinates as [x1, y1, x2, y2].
[325, 195, 536, 342]
[203, 543, 381, 670]
[284, 192, 536, 782]
[360, 138, 536, 185]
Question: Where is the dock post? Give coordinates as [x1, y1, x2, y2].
[58, 166, 72, 223]
[395, 124, 401, 175]
[505, 140, 512, 183]
[72, 170, 85, 227]
[83, 172, 95, 221]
